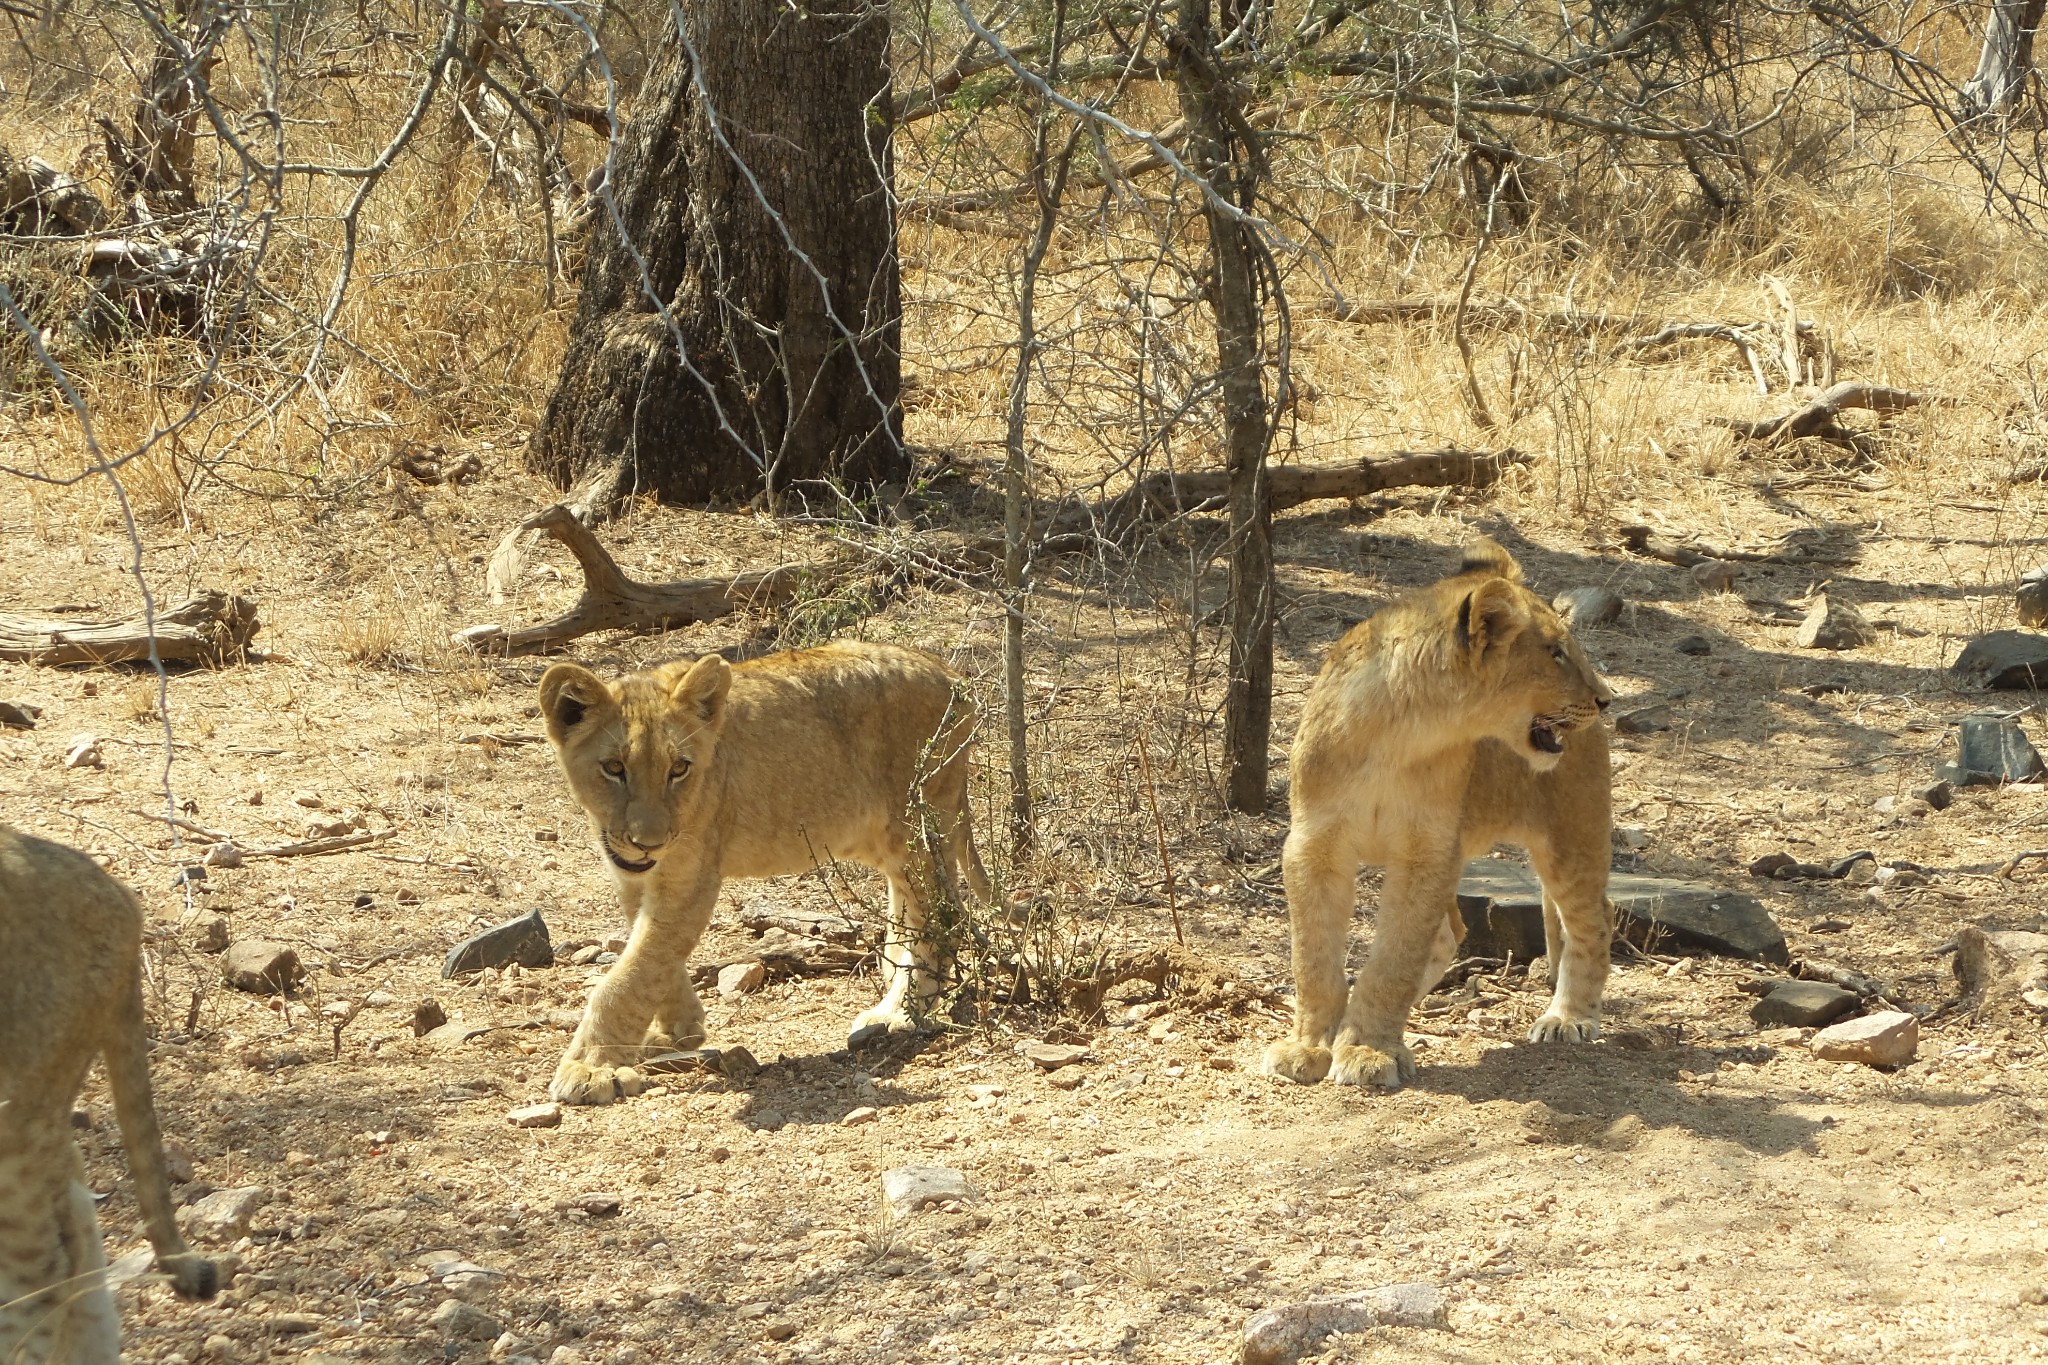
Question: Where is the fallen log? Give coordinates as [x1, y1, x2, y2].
[0, 591, 258, 666]
[1712, 381, 1950, 442]
[1099, 447, 1530, 529]
[455, 505, 852, 655]
[1616, 523, 1855, 568]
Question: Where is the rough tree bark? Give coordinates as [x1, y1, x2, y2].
[529, 2, 905, 505]
[1961, 0, 2045, 117]
[1174, 0, 1276, 815]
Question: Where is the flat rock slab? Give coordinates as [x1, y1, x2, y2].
[1241, 1283, 1449, 1364]
[882, 1165, 979, 1216]
[1953, 630, 2048, 689]
[222, 940, 303, 994]
[442, 909, 552, 977]
[718, 960, 766, 996]
[183, 1185, 271, 1241]
[1459, 864, 1788, 964]
[1939, 715, 2046, 787]
[1750, 980, 1858, 1027]
[1811, 1010, 1919, 1067]
[1023, 1042, 1090, 1071]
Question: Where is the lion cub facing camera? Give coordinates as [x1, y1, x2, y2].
[1263, 539, 1616, 1091]
[539, 640, 989, 1105]
[0, 826, 217, 1365]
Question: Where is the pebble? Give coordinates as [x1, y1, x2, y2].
[1205, 1055, 1238, 1071]
[1023, 1042, 1089, 1071]
[365, 989, 397, 1008]
[431, 1299, 505, 1341]
[841, 1106, 880, 1126]
[1047, 1070, 1085, 1091]
[507, 1103, 562, 1129]
[881, 1166, 978, 1216]
[1240, 1283, 1449, 1364]
[292, 791, 324, 809]
[221, 941, 302, 994]
[718, 960, 767, 996]
[64, 733, 102, 769]
[201, 841, 243, 869]
[189, 915, 229, 953]
[1794, 593, 1878, 650]
[1811, 1010, 1919, 1068]
[1749, 981, 1858, 1028]
[182, 1186, 271, 1241]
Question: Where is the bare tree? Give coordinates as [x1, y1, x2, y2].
[1961, 0, 2046, 118]
[530, 0, 907, 507]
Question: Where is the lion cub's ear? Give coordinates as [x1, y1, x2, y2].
[1456, 576, 1526, 655]
[539, 663, 613, 744]
[1459, 537, 1524, 583]
[672, 654, 732, 726]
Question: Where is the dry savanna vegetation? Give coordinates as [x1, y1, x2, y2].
[8, 2, 2048, 1363]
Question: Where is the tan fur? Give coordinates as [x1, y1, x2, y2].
[1261, 539, 1615, 1090]
[0, 826, 217, 1364]
[539, 640, 990, 1104]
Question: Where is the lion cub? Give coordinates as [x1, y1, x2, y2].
[540, 640, 989, 1104]
[1262, 539, 1615, 1090]
[0, 826, 217, 1364]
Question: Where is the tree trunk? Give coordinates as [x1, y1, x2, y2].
[1961, 0, 2046, 117]
[1174, 0, 1275, 816]
[529, 2, 905, 506]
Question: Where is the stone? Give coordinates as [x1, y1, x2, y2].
[1459, 863, 1787, 964]
[566, 1192, 623, 1216]
[1811, 1011, 1919, 1068]
[1240, 1283, 1449, 1364]
[1749, 981, 1858, 1027]
[2018, 578, 2048, 629]
[443, 909, 553, 977]
[1917, 779, 1955, 811]
[1828, 851, 1876, 879]
[189, 915, 229, 954]
[1673, 635, 1713, 656]
[292, 791, 324, 809]
[718, 960, 767, 996]
[1953, 927, 2048, 1019]
[1953, 630, 2048, 689]
[1794, 594, 1878, 650]
[183, 1186, 271, 1241]
[1023, 1042, 1089, 1071]
[1690, 559, 1741, 593]
[0, 700, 40, 729]
[422, 1020, 491, 1048]
[1613, 825, 1650, 851]
[737, 896, 862, 944]
[1047, 1070, 1085, 1091]
[64, 733, 102, 769]
[507, 1103, 562, 1129]
[882, 1166, 979, 1216]
[413, 999, 448, 1036]
[842, 1106, 880, 1126]
[222, 941, 302, 994]
[1551, 586, 1623, 627]
[200, 841, 243, 869]
[1939, 716, 2046, 787]
[1615, 703, 1672, 735]
[431, 1299, 505, 1342]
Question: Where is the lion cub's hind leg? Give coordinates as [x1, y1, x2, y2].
[849, 843, 941, 1046]
[1527, 842, 1612, 1044]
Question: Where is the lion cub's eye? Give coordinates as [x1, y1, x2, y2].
[669, 759, 692, 784]
[600, 759, 626, 780]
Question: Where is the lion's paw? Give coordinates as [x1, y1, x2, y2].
[549, 1058, 622, 1106]
[1258, 1039, 1332, 1084]
[848, 1005, 916, 1049]
[1328, 1040, 1413, 1090]
[1528, 1012, 1600, 1044]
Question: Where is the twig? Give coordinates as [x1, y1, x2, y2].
[1133, 726, 1184, 947]
[1998, 848, 2048, 878]
[243, 830, 393, 859]
[128, 809, 231, 843]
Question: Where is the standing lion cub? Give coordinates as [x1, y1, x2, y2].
[1263, 539, 1615, 1090]
[1, 826, 217, 1364]
[539, 640, 989, 1104]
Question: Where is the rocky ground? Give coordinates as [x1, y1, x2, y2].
[6, 440, 2048, 1365]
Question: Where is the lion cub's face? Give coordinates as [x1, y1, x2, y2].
[1450, 542, 1612, 772]
[538, 656, 732, 875]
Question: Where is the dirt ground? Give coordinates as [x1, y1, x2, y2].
[6, 421, 2048, 1365]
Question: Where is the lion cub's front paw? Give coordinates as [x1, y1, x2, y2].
[549, 1058, 621, 1106]
[1259, 1039, 1332, 1084]
[1328, 1040, 1414, 1090]
[1528, 1012, 1600, 1044]
[847, 1004, 916, 1049]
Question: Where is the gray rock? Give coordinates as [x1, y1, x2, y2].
[1459, 864, 1788, 964]
[0, 700, 40, 730]
[189, 915, 229, 954]
[1615, 703, 1672, 735]
[1953, 630, 2048, 689]
[64, 733, 102, 769]
[1241, 1283, 1449, 1364]
[443, 909, 552, 977]
[1749, 981, 1858, 1027]
[183, 1186, 271, 1241]
[1552, 586, 1623, 627]
[1939, 715, 2046, 787]
[1916, 779, 1955, 811]
[1794, 594, 1878, 650]
[718, 960, 766, 996]
[431, 1298, 504, 1341]
[507, 1103, 562, 1129]
[1023, 1043, 1090, 1071]
[222, 940, 302, 994]
[1810, 1011, 1919, 1067]
[882, 1166, 979, 1216]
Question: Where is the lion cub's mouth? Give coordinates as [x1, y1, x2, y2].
[602, 836, 657, 874]
[1528, 718, 1566, 755]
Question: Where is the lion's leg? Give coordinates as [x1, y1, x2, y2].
[1329, 855, 1460, 1089]
[552, 873, 718, 1105]
[849, 842, 938, 1045]
[1260, 823, 1356, 1085]
[1528, 840, 1612, 1043]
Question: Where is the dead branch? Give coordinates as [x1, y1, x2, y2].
[244, 830, 393, 859]
[1615, 524, 1856, 568]
[457, 505, 850, 655]
[1712, 382, 1952, 442]
[0, 592, 259, 666]
[1095, 447, 1531, 531]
